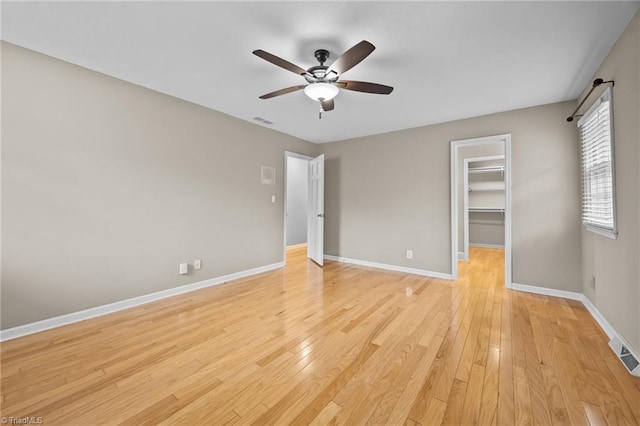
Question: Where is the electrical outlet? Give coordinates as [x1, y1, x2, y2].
[179, 263, 188, 275]
[194, 260, 202, 270]
[406, 250, 413, 260]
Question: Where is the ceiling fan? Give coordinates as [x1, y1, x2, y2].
[253, 40, 394, 119]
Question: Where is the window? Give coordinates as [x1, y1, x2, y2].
[578, 87, 617, 239]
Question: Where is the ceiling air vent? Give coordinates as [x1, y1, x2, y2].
[253, 116, 274, 125]
[609, 336, 640, 377]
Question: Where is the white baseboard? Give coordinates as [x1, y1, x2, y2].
[324, 255, 453, 280]
[511, 282, 583, 301]
[511, 282, 617, 336]
[580, 294, 616, 339]
[457, 252, 466, 260]
[0, 261, 284, 342]
[512, 282, 640, 376]
[5, 260, 636, 377]
[469, 243, 505, 249]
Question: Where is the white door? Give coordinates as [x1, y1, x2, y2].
[308, 154, 324, 266]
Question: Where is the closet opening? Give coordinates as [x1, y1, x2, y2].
[450, 135, 512, 287]
[464, 155, 505, 259]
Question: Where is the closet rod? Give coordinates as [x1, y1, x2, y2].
[566, 78, 614, 122]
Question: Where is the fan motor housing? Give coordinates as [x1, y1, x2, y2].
[305, 65, 338, 83]
[314, 49, 330, 64]
[303, 49, 339, 83]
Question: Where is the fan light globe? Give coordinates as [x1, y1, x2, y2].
[304, 82, 339, 102]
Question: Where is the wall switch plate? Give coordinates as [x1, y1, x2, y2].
[272, 195, 276, 203]
[194, 260, 202, 270]
[406, 250, 413, 259]
[589, 275, 596, 289]
[179, 263, 188, 275]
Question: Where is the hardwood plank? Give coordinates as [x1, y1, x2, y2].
[582, 401, 608, 426]
[331, 379, 374, 425]
[497, 290, 515, 426]
[288, 341, 379, 425]
[602, 359, 640, 424]
[309, 401, 342, 426]
[455, 320, 482, 382]
[404, 418, 421, 426]
[473, 287, 495, 367]
[365, 343, 429, 424]
[384, 335, 444, 425]
[226, 403, 269, 425]
[422, 398, 447, 426]
[439, 379, 468, 426]
[460, 363, 486, 425]
[513, 365, 534, 426]
[119, 395, 179, 426]
[478, 346, 500, 426]
[1, 246, 638, 426]
[519, 307, 553, 424]
[540, 365, 571, 425]
[551, 339, 589, 426]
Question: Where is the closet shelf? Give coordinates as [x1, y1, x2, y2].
[468, 183, 505, 192]
[468, 188, 504, 192]
[469, 207, 505, 213]
[468, 165, 505, 174]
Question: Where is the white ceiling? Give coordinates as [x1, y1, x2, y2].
[2, 1, 638, 143]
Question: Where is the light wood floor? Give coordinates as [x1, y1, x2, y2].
[2, 246, 640, 425]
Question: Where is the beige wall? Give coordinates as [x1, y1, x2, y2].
[580, 11, 640, 353]
[1, 42, 318, 329]
[320, 100, 582, 291]
[2, 33, 602, 333]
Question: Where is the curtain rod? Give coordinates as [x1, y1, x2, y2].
[566, 78, 615, 122]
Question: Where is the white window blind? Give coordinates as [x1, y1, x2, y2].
[578, 87, 617, 238]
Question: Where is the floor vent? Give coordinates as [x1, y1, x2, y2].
[609, 336, 640, 377]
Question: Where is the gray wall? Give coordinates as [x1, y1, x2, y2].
[320, 100, 582, 291]
[286, 156, 308, 246]
[457, 143, 505, 254]
[580, 11, 640, 353]
[1, 42, 318, 329]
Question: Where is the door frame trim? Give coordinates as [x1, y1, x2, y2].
[450, 134, 512, 288]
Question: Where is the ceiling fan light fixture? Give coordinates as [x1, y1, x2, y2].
[304, 82, 339, 102]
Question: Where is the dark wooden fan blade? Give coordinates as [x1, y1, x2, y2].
[327, 40, 375, 75]
[321, 99, 335, 111]
[338, 80, 394, 95]
[253, 50, 307, 76]
[259, 85, 306, 99]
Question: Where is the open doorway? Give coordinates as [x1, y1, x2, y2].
[463, 154, 505, 259]
[450, 134, 512, 287]
[284, 152, 312, 263]
[284, 151, 325, 266]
